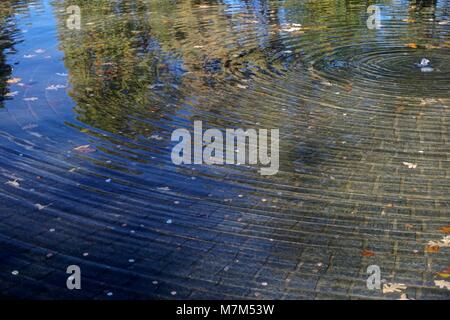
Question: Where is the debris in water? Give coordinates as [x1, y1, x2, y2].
[7, 77, 21, 84]
[382, 283, 407, 294]
[5, 91, 19, 97]
[46, 84, 67, 91]
[35, 203, 53, 211]
[402, 162, 417, 169]
[416, 58, 430, 68]
[74, 145, 96, 153]
[5, 179, 20, 188]
[434, 280, 450, 290]
[416, 58, 434, 72]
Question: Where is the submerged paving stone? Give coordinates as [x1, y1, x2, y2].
[0, 0, 449, 300]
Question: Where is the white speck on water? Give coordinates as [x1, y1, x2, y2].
[106, 292, 113, 297]
[83, 252, 89, 257]
[166, 219, 173, 224]
[105, 179, 112, 183]
[174, 201, 180, 205]
[157, 186, 170, 191]
[238, 194, 244, 198]
[261, 282, 268, 286]
[171, 291, 177, 296]
[128, 259, 135, 263]
[12, 270, 19, 276]
[152, 281, 158, 285]
[262, 199, 267, 202]
[49, 228, 55, 232]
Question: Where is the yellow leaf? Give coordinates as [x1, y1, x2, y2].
[7, 77, 21, 84]
[405, 43, 418, 49]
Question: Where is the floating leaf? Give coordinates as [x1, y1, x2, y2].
[439, 227, 450, 234]
[5, 91, 19, 97]
[5, 179, 20, 188]
[402, 162, 417, 169]
[437, 267, 450, 279]
[405, 43, 418, 49]
[35, 203, 52, 211]
[74, 145, 96, 153]
[434, 280, 450, 290]
[425, 244, 440, 253]
[361, 249, 375, 257]
[7, 77, 21, 84]
[382, 283, 407, 294]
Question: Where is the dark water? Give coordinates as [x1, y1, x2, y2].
[0, 0, 449, 299]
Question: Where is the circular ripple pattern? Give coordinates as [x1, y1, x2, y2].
[0, 0, 449, 300]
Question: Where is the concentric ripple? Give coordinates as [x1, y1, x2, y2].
[0, 0, 449, 300]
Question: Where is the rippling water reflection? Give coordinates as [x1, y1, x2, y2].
[0, 0, 449, 299]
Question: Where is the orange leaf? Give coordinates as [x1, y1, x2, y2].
[425, 245, 440, 253]
[362, 250, 375, 257]
[405, 43, 418, 49]
[439, 227, 450, 234]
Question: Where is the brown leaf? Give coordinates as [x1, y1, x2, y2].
[425, 245, 440, 253]
[362, 249, 375, 257]
[439, 227, 450, 234]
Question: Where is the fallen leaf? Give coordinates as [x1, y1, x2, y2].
[405, 224, 414, 230]
[439, 227, 450, 234]
[402, 162, 417, 169]
[35, 203, 53, 211]
[5, 179, 20, 188]
[383, 283, 407, 294]
[402, 18, 416, 23]
[74, 145, 96, 153]
[7, 78, 21, 84]
[434, 280, 450, 290]
[5, 91, 19, 97]
[425, 244, 440, 253]
[436, 267, 450, 278]
[398, 293, 413, 300]
[405, 43, 418, 49]
[361, 249, 375, 257]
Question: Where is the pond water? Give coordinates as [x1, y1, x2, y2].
[0, 0, 449, 299]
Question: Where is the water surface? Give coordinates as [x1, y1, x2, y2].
[0, 0, 449, 299]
